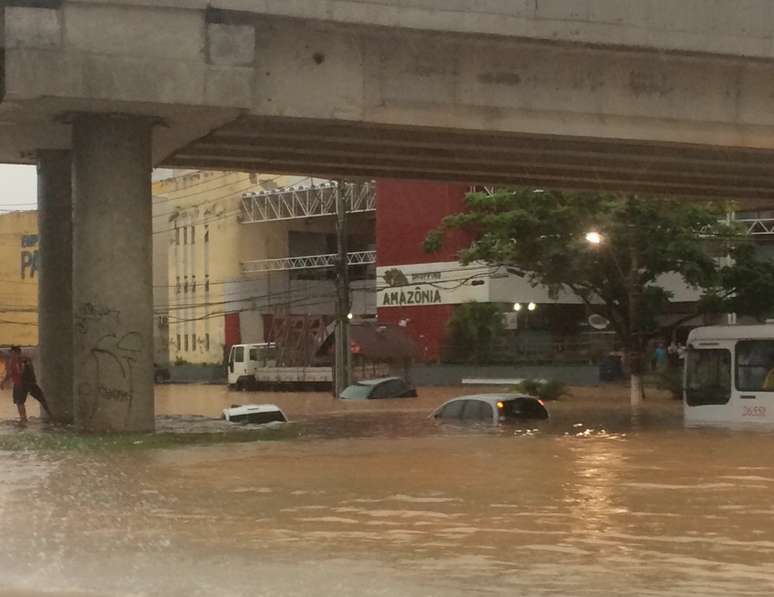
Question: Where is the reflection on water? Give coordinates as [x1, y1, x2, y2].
[1, 385, 774, 595]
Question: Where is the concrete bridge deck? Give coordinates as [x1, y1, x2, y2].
[4, 1, 774, 197]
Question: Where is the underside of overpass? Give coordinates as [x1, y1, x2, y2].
[165, 116, 774, 201]
[6, 2, 774, 203]
[6, 3, 774, 202]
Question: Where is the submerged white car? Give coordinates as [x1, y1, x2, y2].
[222, 404, 288, 425]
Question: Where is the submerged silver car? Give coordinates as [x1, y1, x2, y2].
[431, 394, 549, 423]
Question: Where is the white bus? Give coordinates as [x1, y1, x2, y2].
[685, 324, 774, 424]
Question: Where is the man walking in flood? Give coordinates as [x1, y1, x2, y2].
[1, 346, 51, 423]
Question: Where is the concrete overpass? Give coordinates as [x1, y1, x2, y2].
[5, 0, 774, 430]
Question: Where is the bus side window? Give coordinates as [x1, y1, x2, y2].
[737, 340, 774, 391]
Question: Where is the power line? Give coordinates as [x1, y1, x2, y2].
[152, 174, 312, 219]
[152, 206, 242, 237]
[155, 268, 497, 315]
[151, 172, 235, 206]
[155, 265, 494, 307]
[152, 180, 256, 220]
[152, 261, 492, 291]
[6, 265, 493, 307]
[1, 267, 501, 329]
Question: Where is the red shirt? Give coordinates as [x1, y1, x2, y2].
[6, 355, 22, 387]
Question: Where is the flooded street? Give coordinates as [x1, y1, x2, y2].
[1, 385, 774, 596]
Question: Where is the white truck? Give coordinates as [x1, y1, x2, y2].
[227, 343, 333, 391]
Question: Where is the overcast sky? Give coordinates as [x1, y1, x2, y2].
[0, 165, 37, 212]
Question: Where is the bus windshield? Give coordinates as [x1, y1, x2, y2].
[685, 348, 731, 406]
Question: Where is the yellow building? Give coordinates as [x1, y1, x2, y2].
[152, 170, 376, 366]
[0, 211, 39, 346]
[152, 170, 307, 365]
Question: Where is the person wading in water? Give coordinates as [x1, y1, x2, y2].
[1, 346, 51, 423]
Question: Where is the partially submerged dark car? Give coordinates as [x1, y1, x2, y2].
[339, 377, 418, 400]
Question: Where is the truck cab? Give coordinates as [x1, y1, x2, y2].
[227, 343, 277, 390]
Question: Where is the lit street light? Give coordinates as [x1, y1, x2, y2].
[585, 231, 603, 245]
[513, 303, 522, 312]
[528, 302, 537, 312]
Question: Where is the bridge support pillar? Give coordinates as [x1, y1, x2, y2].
[72, 114, 155, 432]
[36, 150, 74, 424]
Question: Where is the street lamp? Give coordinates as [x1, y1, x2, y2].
[347, 312, 354, 320]
[585, 231, 603, 245]
[527, 302, 537, 312]
[513, 302, 522, 312]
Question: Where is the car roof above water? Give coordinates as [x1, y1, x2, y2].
[449, 393, 534, 404]
[226, 404, 283, 414]
[355, 377, 402, 386]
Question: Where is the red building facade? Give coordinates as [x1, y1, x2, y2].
[376, 180, 473, 362]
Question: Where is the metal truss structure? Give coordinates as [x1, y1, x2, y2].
[242, 250, 376, 274]
[240, 181, 375, 223]
[735, 215, 774, 235]
[469, 185, 497, 195]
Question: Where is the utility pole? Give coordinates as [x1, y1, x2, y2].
[334, 180, 352, 397]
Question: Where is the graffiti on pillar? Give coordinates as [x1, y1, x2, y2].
[78, 330, 143, 426]
[76, 300, 144, 428]
[20, 234, 39, 280]
[75, 302, 121, 335]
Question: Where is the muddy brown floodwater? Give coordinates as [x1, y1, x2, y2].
[1, 384, 774, 596]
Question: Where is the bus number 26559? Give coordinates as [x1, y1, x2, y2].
[743, 406, 767, 417]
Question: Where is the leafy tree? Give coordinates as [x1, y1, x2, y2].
[447, 302, 505, 364]
[425, 189, 774, 406]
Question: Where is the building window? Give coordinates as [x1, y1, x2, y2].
[175, 226, 180, 246]
[176, 276, 181, 294]
[176, 334, 181, 350]
[191, 225, 195, 244]
[184, 276, 188, 293]
[184, 335, 189, 352]
[204, 225, 209, 243]
[205, 274, 210, 293]
[183, 227, 188, 245]
[191, 275, 197, 293]
[205, 333, 210, 350]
